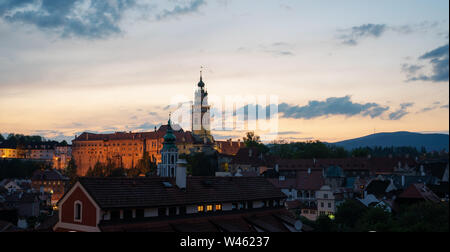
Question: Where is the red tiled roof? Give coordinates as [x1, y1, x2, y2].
[78, 176, 286, 209]
[268, 170, 324, 191]
[296, 170, 325, 190]
[231, 147, 269, 167]
[74, 124, 194, 144]
[398, 183, 440, 202]
[32, 169, 68, 181]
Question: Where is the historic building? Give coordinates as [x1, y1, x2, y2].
[53, 170, 301, 232]
[72, 73, 243, 177]
[72, 126, 194, 176]
[157, 117, 179, 178]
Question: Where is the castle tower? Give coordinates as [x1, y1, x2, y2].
[157, 116, 178, 178]
[192, 70, 211, 137]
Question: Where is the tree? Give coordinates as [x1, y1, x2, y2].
[0, 134, 4, 142]
[314, 215, 338, 232]
[65, 158, 78, 185]
[355, 206, 393, 232]
[335, 200, 367, 231]
[394, 202, 449, 232]
[186, 152, 217, 176]
[133, 152, 156, 176]
[243, 132, 261, 147]
[243, 132, 269, 153]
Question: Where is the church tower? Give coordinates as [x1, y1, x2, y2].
[192, 70, 211, 137]
[157, 116, 178, 178]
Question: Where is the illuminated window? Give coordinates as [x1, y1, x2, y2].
[207, 205, 213, 212]
[198, 205, 204, 212]
[215, 204, 222, 211]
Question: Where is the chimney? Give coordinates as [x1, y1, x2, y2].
[401, 175, 405, 188]
[176, 159, 187, 190]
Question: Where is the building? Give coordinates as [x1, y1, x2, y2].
[53, 145, 72, 170]
[316, 185, 336, 217]
[191, 71, 213, 145]
[53, 174, 299, 232]
[157, 117, 179, 178]
[31, 169, 69, 205]
[0, 146, 18, 159]
[72, 126, 195, 176]
[71, 74, 243, 176]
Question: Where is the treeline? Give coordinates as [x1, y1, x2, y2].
[85, 152, 157, 178]
[0, 133, 68, 148]
[0, 159, 51, 180]
[301, 200, 449, 232]
[266, 141, 429, 159]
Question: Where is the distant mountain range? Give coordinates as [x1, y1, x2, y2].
[332, 131, 449, 152]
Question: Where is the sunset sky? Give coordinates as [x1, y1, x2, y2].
[0, 0, 448, 143]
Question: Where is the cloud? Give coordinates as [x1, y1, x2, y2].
[338, 21, 446, 46]
[278, 96, 390, 120]
[237, 42, 295, 57]
[441, 104, 449, 109]
[388, 103, 414, 120]
[156, 0, 206, 20]
[417, 101, 447, 113]
[0, 0, 138, 39]
[338, 24, 387, 46]
[406, 44, 449, 83]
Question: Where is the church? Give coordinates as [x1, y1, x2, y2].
[72, 73, 243, 176]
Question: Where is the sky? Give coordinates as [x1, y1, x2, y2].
[0, 0, 448, 143]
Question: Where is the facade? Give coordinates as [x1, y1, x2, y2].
[316, 185, 336, 217]
[53, 175, 299, 232]
[71, 126, 194, 176]
[0, 148, 18, 159]
[31, 169, 69, 205]
[53, 145, 72, 170]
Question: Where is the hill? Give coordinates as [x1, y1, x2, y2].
[333, 131, 449, 152]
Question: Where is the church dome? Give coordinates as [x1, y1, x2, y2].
[198, 76, 205, 88]
[162, 118, 177, 150]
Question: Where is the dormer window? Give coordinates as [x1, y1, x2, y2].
[74, 201, 82, 222]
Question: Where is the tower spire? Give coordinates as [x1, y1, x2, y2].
[198, 66, 205, 88]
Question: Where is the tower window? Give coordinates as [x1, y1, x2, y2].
[206, 205, 213, 212]
[215, 204, 222, 211]
[197, 205, 205, 212]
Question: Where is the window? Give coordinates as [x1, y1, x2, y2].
[136, 209, 144, 219]
[321, 202, 324, 208]
[207, 205, 213, 212]
[179, 206, 187, 216]
[328, 203, 332, 208]
[158, 208, 167, 217]
[124, 210, 133, 220]
[324, 193, 328, 199]
[111, 211, 120, 221]
[198, 205, 205, 212]
[74, 201, 82, 222]
[169, 207, 177, 216]
[215, 204, 222, 211]
[232, 203, 238, 211]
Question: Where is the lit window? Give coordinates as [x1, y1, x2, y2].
[197, 205, 204, 212]
[215, 204, 222, 211]
[207, 205, 213, 212]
